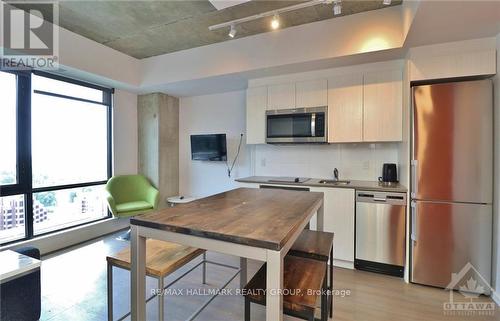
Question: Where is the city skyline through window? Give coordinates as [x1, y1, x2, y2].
[0, 71, 112, 244]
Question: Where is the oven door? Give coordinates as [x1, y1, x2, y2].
[266, 107, 327, 143]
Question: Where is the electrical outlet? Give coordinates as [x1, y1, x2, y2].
[260, 158, 266, 167]
[363, 161, 370, 169]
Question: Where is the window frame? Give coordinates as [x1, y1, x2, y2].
[0, 70, 113, 246]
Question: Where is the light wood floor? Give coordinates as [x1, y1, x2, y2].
[39, 231, 499, 321]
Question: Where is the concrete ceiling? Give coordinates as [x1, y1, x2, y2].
[12, 0, 402, 59]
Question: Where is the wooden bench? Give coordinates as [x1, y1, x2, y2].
[106, 239, 205, 321]
[289, 229, 334, 318]
[244, 255, 327, 321]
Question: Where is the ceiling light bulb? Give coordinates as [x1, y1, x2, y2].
[333, 2, 342, 15]
[228, 24, 236, 38]
[383, 0, 391, 4]
[271, 14, 280, 30]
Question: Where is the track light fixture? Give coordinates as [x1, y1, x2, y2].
[209, 0, 350, 34]
[271, 14, 280, 30]
[333, 0, 342, 15]
[228, 24, 236, 38]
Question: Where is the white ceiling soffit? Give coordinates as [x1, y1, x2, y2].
[209, 0, 252, 10]
[403, 0, 500, 47]
[141, 48, 406, 97]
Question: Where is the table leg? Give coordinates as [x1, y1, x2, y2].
[107, 262, 113, 321]
[316, 200, 325, 232]
[131, 225, 146, 321]
[158, 276, 164, 321]
[330, 247, 334, 318]
[266, 250, 283, 321]
[202, 252, 207, 284]
[239, 257, 247, 288]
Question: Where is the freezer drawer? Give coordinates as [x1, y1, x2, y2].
[355, 191, 406, 268]
[411, 201, 492, 289]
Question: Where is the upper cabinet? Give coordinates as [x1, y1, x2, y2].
[267, 82, 295, 110]
[246, 62, 404, 144]
[327, 74, 363, 143]
[363, 69, 403, 142]
[296, 79, 327, 108]
[246, 86, 267, 144]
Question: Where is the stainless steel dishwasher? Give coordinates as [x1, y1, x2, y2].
[355, 190, 406, 277]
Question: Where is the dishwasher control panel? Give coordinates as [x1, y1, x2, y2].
[356, 191, 406, 204]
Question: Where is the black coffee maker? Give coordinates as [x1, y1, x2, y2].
[379, 163, 398, 183]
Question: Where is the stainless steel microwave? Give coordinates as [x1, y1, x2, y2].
[266, 106, 328, 143]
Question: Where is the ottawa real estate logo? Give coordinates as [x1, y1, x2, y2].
[443, 262, 496, 317]
[1, 1, 59, 70]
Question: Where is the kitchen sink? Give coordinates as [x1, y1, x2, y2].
[318, 179, 351, 185]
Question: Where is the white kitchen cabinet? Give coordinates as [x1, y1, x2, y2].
[327, 74, 363, 143]
[296, 79, 327, 108]
[310, 187, 355, 268]
[267, 82, 295, 110]
[246, 86, 267, 144]
[363, 69, 403, 142]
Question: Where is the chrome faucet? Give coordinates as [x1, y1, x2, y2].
[333, 168, 339, 181]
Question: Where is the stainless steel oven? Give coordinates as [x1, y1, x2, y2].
[266, 107, 327, 143]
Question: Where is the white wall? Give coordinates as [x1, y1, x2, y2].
[113, 89, 138, 175]
[179, 90, 251, 198]
[253, 143, 400, 181]
[493, 32, 500, 305]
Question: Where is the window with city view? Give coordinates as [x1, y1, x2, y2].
[0, 72, 17, 186]
[0, 71, 112, 244]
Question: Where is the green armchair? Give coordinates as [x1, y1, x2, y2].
[105, 175, 160, 218]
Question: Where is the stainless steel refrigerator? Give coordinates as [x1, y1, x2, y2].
[411, 79, 493, 289]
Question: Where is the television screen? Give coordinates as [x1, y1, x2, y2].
[191, 134, 227, 161]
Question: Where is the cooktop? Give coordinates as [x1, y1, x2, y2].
[267, 177, 311, 184]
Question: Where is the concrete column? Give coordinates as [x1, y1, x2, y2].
[138, 93, 179, 209]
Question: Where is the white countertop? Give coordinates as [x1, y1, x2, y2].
[236, 176, 407, 193]
[0, 250, 41, 284]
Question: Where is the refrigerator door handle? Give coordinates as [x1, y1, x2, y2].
[411, 160, 418, 198]
[411, 201, 417, 241]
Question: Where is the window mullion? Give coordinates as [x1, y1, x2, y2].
[17, 72, 33, 239]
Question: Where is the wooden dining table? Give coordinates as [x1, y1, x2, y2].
[130, 187, 324, 321]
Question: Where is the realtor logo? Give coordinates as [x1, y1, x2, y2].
[1, 1, 59, 70]
[443, 262, 496, 317]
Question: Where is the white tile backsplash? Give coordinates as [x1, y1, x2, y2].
[253, 143, 400, 181]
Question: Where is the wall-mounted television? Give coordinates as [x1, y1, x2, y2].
[191, 134, 227, 161]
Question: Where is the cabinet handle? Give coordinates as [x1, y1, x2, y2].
[311, 113, 316, 137]
[411, 160, 418, 198]
[411, 201, 417, 242]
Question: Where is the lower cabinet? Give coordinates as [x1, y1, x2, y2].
[237, 182, 355, 269]
[309, 187, 355, 269]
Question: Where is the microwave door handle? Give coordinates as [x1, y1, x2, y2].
[311, 113, 316, 137]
